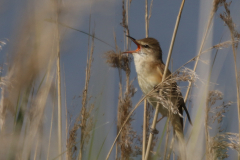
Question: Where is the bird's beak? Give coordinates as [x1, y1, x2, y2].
[122, 35, 141, 54]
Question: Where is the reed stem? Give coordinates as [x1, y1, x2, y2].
[144, 0, 185, 159]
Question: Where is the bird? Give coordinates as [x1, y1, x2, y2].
[123, 36, 192, 159]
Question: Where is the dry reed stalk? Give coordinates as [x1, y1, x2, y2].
[205, 34, 231, 160]
[106, 93, 150, 160]
[163, 65, 174, 160]
[205, 90, 222, 159]
[114, 31, 122, 159]
[145, 0, 149, 38]
[144, 1, 186, 159]
[167, 136, 175, 160]
[205, 90, 234, 159]
[163, 115, 172, 160]
[47, 99, 55, 160]
[205, 94, 211, 159]
[126, 0, 129, 52]
[33, 137, 39, 160]
[77, 8, 94, 160]
[148, 0, 154, 21]
[78, 32, 95, 160]
[0, 2, 57, 157]
[204, 36, 223, 160]
[22, 69, 55, 159]
[184, 0, 225, 103]
[118, 2, 126, 158]
[66, 30, 95, 160]
[201, 39, 239, 54]
[219, 1, 240, 158]
[47, 77, 58, 160]
[63, 69, 68, 160]
[143, 100, 147, 160]
[106, 31, 135, 159]
[54, 0, 62, 158]
[124, 0, 130, 92]
[115, 3, 124, 157]
[159, 38, 238, 83]
[117, 0, 137, 159]
[144, 103, 160, 160]
[143, 0, 148, 159]
[142, 100, 156, 159]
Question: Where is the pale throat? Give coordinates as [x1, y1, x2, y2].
[133, 52, 156, 79]
[133, 52, 158, 94]
[132, 52, 147, 75]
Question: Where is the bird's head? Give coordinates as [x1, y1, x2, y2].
[123, 36, 162, 61]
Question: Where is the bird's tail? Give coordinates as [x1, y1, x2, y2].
[172, 114, 187, 160]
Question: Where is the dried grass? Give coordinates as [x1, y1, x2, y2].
[1, 0, 240, 160]
[67, 31, 95, 160]
[105, 42, 136, 160]
[219, 1, 240, 155]
[205, 90, 236, 159]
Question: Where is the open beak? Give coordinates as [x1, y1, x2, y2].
[123, 35, 141, 54]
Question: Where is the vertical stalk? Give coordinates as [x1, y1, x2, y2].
[163, 117, 170, 160]
[33, 139, 39, 160]
[184, 8, 215, 103]
[55, 0, 62, 158]
[167, 136, 175, 160]
[145, 0, 149, 38]
[47, 85, 56, 160]
[143, 1, 148, 159]
[47, 107, 54, 160]
[144, 103, 160, 160]
[57, 32, 62, 160]
[205, 101, 210, 159]
[126, 0, 130, 91]
[229, 28, 240, 160]
[144, 0, 185, 159]
[64, 67, 68, 160]
[142, 100, 147, 160]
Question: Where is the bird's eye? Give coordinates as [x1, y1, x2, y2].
[143, 45, 150, 48]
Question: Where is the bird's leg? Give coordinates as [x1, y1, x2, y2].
[157, 116, 165, 123]
[150, 116, 165, 134]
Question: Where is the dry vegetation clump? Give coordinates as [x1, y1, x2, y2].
[104, 2, 139, 157]
[118, 83, 137, 158]
[209, 133, 240, 159]
[67, 32, 95, 160]
[105, 48, 138, 159]
[220, 1, 240, 45]
[205, 90, 238, 159]
[148, 67, 199, 118]
[105, 50, 132, 72]
[0, 2, 59, 158]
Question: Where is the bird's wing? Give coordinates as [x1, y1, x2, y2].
[156, 62, 192, 126]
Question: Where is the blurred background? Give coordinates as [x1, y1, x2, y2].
[0, 0, 239, 159]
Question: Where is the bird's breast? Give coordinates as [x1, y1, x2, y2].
[133, 55, 169, 116]
[133, 59, 163, 94]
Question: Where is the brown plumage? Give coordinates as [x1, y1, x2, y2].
[124, 36, 192, 159]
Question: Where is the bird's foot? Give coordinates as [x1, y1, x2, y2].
[150, 128, 159, 134]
